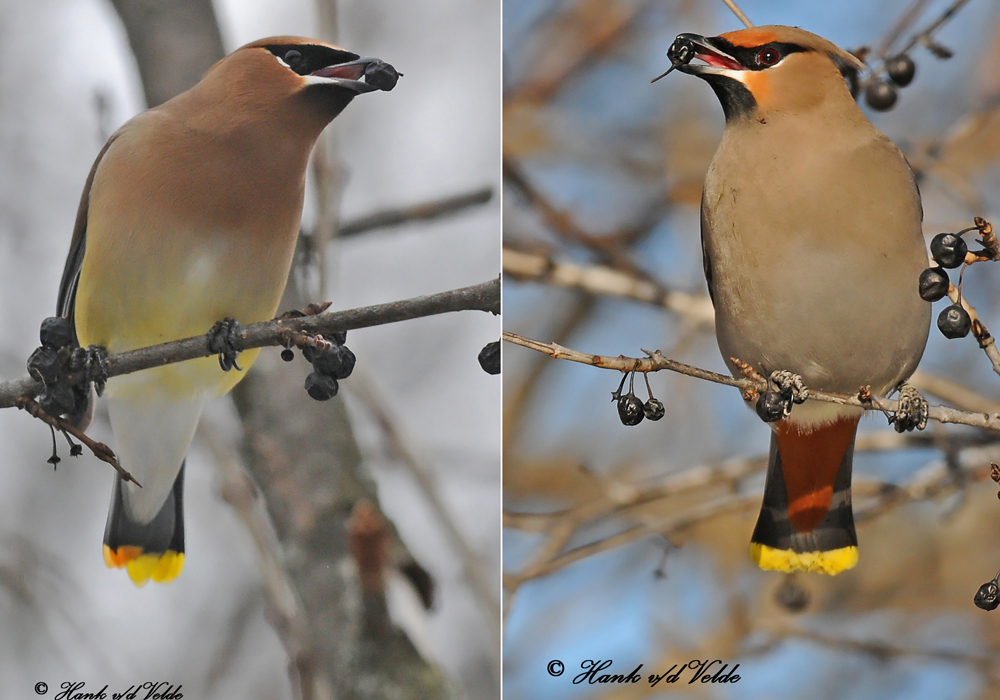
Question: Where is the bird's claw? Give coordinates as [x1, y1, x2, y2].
[207, 318, 243, 372]
[755, 370, 809, 423]
[70, 345, 108, 397]
[769, 370, 810, 405]
[890, 384, 928, 432]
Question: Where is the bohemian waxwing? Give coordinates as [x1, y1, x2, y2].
[56, 37, 398, 586]
[669, 26, 929, 574]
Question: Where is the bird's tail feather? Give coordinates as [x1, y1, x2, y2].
[750, 416, 859, 575]
[103, 462, 185, 586]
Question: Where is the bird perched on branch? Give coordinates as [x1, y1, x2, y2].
[55, 37, 399, 586]
[664, 26, 929, 574]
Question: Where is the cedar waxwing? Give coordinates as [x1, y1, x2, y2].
[55, 37, 398, 586]
[670, 26, 930, 574]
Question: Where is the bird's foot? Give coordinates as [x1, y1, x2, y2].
[207, 318, 243, 372]
[755, 370, 809, 423]
[69, 345, 108, 397]
[890, 383, 928, 432]
[770, 370, 810, 405]
[26, 317, 104, 419]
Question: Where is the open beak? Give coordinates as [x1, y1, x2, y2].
[311, 57, 402, 93]
[651, 33, 744, 83]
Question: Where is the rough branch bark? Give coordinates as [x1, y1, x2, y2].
[0, 278, 499, 409]
[502, 330, 1000, 432]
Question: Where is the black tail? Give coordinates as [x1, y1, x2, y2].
[103, 462, 185, 586]
[750, 418, 859, 575]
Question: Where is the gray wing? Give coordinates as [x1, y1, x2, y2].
[57, 134, 119, 331]
[56, 135, 118, 430]
[699, 190, 716, 307]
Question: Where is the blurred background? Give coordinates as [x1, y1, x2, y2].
[502, 0, 1000, 698]
[0, 0, 499, 699]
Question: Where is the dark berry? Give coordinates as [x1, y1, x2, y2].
[332, 346, 356, 379]
[39, 383, 76, 416]
[775, 579, 810, 612]
[39, 316, 74, 349]
[329, 331, 347, 345]
[27, 346, 62, 384]
[280, 348, 295, 362]
[864, 80, 898, 111]
[304, 372, 339, 401]
[937, 304, 971, 339]
[617, 393, 644, 426]
[756, 391, 786, 423]
[478, 341, 500, 375]
[974, 579, 1000, 611]
[71, 386, 89, 415]
[643, 397, 665, 421]
[930, 232, 968, 269]
[365, 61, 400, 91]
[918, 267, 950, 302]
[886, 54, 915, 87]
[311, 345, 343, 376]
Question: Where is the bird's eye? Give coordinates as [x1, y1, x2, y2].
[757, 48, 781, 66]
[284, 49, 303, 65]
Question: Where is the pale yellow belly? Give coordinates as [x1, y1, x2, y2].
[75, 227, 286, 400]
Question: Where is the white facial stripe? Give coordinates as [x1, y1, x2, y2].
[272, 53, 292, 70]
[302, 74, 338, 86]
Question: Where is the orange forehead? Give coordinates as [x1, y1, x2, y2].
[719, 27, 780, 47]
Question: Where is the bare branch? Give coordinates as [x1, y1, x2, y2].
[502, 331, 1000, 431]
[0, 278, 500, 410]
[340, 187, 494, 238]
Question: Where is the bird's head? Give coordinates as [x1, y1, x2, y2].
[194, 36, 400, 128]
[661, 26, 864, 122]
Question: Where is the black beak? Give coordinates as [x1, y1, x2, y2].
[651, 33, 743, 84]
[311, 57, 402, 93]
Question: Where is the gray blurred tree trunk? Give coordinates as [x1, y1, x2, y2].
[107, 2, 448, 699]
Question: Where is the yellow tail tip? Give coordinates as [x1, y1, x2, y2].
[104, 546, 184, 586]
[751, 542, 858, 575]
[103, 544, 143, 568]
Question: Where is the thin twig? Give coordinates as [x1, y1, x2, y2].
[504, 159, 654, 279]
[15, 396, 139, 485]
[750, 622, 994, 672]
[0, 278, 500, 410]
[876, 0, 934, 58]
[504, 442, 997, 590]
[501, 331, 1000, 431]
[503, 246, 714, 326]
[946, 277, 1000, 379]
[340, 188, 494, 237]
[721, 0, 753, 28]
[895, 0, 973, 58]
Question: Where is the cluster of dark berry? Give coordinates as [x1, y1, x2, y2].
[858, 53, 916, 112]
[919, 231, 972, 339]
[281, 331, 355, 401]
[612, 368, 664, 426]
[27, 317, 91, 417]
